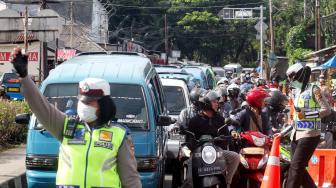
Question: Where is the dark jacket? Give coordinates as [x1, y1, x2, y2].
[234, 107, 271, 136]
[187, 112, 234, 150]
[176, 105, 198, 131]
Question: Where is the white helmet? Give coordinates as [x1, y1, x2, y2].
[227, 83, 240, 91]
[217, 77, 229, 85]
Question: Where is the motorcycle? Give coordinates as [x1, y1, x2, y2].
[180, 126, 233, 188]
[235, 131, 271, 188]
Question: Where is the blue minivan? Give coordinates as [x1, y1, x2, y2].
[0, 72, 24, 100]
[16, 52, 171, 188]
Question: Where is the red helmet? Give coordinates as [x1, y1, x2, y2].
[246, 88, 270, 108]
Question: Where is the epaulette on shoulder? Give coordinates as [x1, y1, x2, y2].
[108, 121, 130, 134]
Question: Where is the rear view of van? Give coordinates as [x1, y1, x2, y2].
[22, 52, 169, 188]
[224, 63, 242, 78]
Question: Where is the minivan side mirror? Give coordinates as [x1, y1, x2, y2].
[157, 115, 176, 126]
[15, 113, 30, 125]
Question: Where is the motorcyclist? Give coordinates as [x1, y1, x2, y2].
[187, 90, 240, 188]
[263, 90, 289, 133]
[227, 83, 241, 110]
[225, 71, 233, 80]
[319, 74, 334, 104]
[11, 48, 141, 188]
[234, 88, 272, 136]
[285, 62, 331, 188]
[268, 76, 281, 90]
[256, 78, 268, 89]
[215, 86, 232, 118]
[174, 87, 206, 131]
[217, 77, 229, 89]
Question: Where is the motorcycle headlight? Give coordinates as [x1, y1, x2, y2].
[201, 146, 217, 164]
[251, 135, 266, 146]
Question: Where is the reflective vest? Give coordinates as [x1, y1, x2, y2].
[56, 118, 127, 188]
[293, 84, 321, 131]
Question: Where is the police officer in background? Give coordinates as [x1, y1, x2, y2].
[286, 63, 331, 188]
[11, 48, 141, 188]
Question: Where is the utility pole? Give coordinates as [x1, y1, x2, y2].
[260, 5, 264, 79]
[40, 0, 48, 81]
[269, 0, 274, 52]
[54, 38, 58, 67]
[304, 0, 307, 19]
[315, 0, 321, 51]
[24, 6, 28, 52]
[164, 14, 168, 64]
[70, 1, 73, 49]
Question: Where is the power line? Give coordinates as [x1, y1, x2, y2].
[42, 0, 265, 10]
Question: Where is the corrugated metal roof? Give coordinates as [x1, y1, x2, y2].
[44, 54, 153, 86]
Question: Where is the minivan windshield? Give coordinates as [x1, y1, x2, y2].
[35, 83, 148, 130]
[163, 86, 187, 115]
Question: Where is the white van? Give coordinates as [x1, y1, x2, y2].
[224, 63, 243, 77]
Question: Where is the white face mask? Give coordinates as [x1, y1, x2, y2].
[290, 80, 303, 89]
[77, 101, 97, 123]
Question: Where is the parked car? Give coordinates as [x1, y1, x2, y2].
[0, 72, 24, 100]
[16, 52, 171, 188]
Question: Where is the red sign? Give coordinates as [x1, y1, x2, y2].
[57, 49, 76, 60]
[28, 52, 39, 61]
[0, 52, 39, 62]
[0, 52, 10, 61]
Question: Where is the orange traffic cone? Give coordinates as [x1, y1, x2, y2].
[260, 135, 281, 188]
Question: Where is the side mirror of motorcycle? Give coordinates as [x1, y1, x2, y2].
[217, 125, 227, 135]
[225, 118, 240, 127]
[15, 113, 30, 125]
[183, 130, 196, 138]
[282, 109, 290, 113]
[157, 115, 175, 126]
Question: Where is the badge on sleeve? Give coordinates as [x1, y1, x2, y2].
[99, 130, 113, 142]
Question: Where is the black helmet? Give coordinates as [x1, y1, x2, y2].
[265, 90, 288, 112]
[189, 87, 206, 106]
[199, 90, 220, 111]
[215, 86, 228, 97]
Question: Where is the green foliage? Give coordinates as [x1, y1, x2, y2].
[287, 48, 312, 65]
[177, 11, 219, 31]
[285, 24, 306, 51]
[0, 100, 30, 148]
[107, 0, 335, 66]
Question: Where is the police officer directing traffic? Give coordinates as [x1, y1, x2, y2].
[285, 63, 331, 188]
[11, 48, 142, 188]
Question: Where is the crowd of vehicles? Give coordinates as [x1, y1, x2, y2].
[13, 51, 336, 188]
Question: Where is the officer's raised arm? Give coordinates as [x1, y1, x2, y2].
[11, 48, 66, 141]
